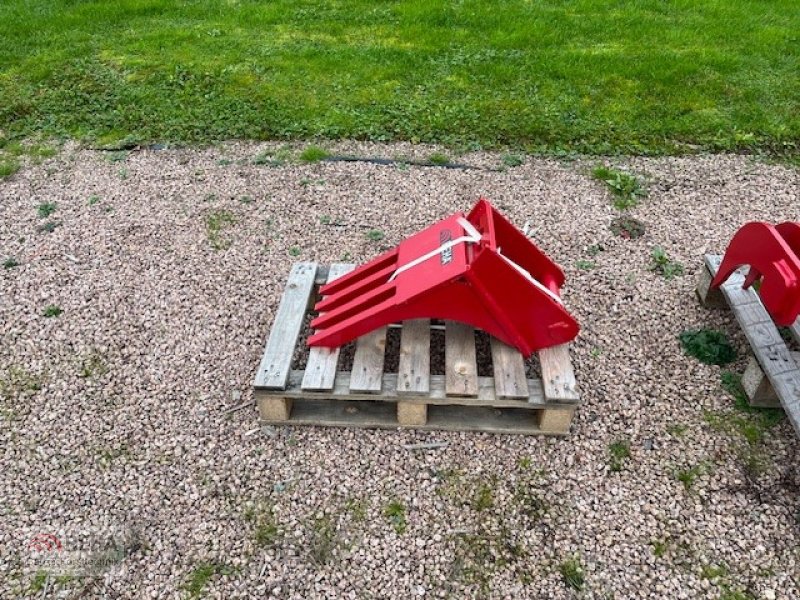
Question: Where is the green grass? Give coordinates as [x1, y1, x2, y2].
[0, 1, 798, 156]
[299, 145, 330, 162]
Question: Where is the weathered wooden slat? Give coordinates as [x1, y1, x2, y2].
[349, 328, 388, 393]
[397, 319, 431, 395]
[274, 370, 555, 408]
[538, 343, 579, 402]
[268, 398, 565, 435]
[301, 263, 355, 391]
[489, 337, 529, 399]
[445, 321, 479, 397]
[254, 262, 318, 390]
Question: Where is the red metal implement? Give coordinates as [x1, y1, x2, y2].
[307, 198, 579, 356]
[711, 221, 800, 326]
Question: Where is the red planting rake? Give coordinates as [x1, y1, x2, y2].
[711, 221, 800, 326]
[307, 198, 579, 356]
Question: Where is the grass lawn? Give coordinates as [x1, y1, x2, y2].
[0, 0, 798, 157]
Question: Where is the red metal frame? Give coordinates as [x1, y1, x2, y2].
[711, 221, 800, 326]
[307, 198, 580, 356]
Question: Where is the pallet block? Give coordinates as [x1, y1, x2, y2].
[253, 263, 581, 435]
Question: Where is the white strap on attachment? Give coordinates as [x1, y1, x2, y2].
[388, 217, 481, 281]
[388, 217, 565, 306]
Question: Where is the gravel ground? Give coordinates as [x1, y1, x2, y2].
[1, 142, 799, 599]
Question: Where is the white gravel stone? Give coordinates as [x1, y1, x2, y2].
[0, 142, 798, 598]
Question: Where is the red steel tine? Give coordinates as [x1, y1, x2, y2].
[711, 221, 800, 326]
[307, 198, 580, 356]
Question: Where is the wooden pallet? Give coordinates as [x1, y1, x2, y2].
[697, 254, 800, 437]
[253, 263, 580, 435]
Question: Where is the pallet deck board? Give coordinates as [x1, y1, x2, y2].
[397, 319, 431, 395]
[444, 321, 479, 397]
[254, 263, 581, 435]
[702, 254, 800, 436]
[489, 337, 530, 399]
[538, 343, 579, 403]
[350, 327, 388, 393]
[254, 262, 318, 390]
[301, 263, 356, 392]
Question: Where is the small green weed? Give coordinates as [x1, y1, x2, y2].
[428, 152, 450, 165]
[676, 464, 703, 491]
[182, 562, 232, 599]
[319, 215, 331, 225]
[0, 366, 43, 401]
[117, 168, 128, 179]
[666, 423, 688, 437]
[37, 202, 57, 218]
[239, 195, 253, 204]
[610, 216, 645, 239]
[471, 483, 494, 512]
[79, 350, 109, 378]
[650, 247, 684, 279]
[559, 556, 585, 591]
[576, 259, 595, 270]
[366, 229, 385, 242]
[309, 515, 338, 565]
[501, 153, 524, 167]
[518, 456, 532, 470]
[205, 210, 236, 250]
[243, 502, 280, 548]
[652, 539, 668, 557]
[43, 305, 62, 318]
[608, 439, 631, 472]
[288, 246, 301, 257]
[88, 195, 100, 205]
[29, 570, 48, 593]
[592, 165, 645, 210]
[299, 145, 330, 162]
[679, 329, 736, 365]
[384, 500, 407, 534]
[701, 563, 729, 580]
[345, 497, 367, 522]
[38, 221, 59, 233]
[3, 257, 20, 269]
[587, 244, 604, 256]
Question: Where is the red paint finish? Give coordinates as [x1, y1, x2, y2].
[307, 198, 580, 356]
